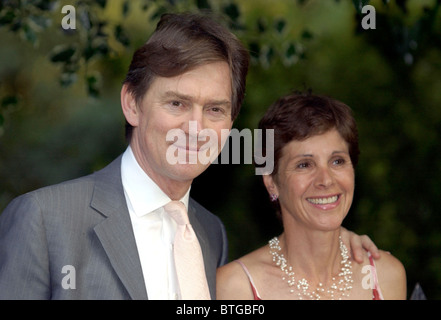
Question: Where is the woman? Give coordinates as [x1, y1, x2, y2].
[217, 92, 406, 300]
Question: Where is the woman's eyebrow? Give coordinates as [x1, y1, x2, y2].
[290, 151, 349, 159]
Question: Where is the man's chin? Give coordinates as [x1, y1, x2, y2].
[169, 162, 212, 181]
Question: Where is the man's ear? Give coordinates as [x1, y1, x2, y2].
[121, 84, 139, 127]
[262, 174, 279, 198]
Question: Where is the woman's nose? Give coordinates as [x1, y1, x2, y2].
[314, 166, 334, 188]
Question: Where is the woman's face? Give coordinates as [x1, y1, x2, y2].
[264, 128, 355, 232]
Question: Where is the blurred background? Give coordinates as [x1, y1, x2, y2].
[1, 0, 440, 299]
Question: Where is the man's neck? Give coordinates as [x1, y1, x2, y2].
[129, 143, 192, 200]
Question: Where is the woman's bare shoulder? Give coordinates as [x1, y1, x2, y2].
[375, 250, 407, 299]
[216, 247, 267, 300]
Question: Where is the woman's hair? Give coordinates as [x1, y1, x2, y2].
[123, 12, 250, 141]
[256, 91, 360, 176]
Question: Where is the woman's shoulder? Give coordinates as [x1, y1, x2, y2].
[216, 246, 267, 300]
[375, 250, 407, 299]
[216, 260, 252, 299]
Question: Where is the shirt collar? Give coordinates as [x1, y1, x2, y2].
[121, 146, 190, 217]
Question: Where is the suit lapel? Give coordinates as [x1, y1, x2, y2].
[90, 156, 148, 300]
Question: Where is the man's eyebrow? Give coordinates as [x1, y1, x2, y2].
[162, 91, 193, 102]
[162, 91, 231, 106]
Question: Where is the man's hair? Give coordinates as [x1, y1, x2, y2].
[123, 12, 250, 141]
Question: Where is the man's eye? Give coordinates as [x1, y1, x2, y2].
[206, 106, 227, 118]
[171, 101, 182, 107]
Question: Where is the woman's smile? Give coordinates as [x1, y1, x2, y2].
[306, 194, 341, 210]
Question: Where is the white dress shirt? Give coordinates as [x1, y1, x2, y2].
[121, 146, 190, 300]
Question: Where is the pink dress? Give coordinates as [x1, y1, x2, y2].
[235, 252, 384, 300]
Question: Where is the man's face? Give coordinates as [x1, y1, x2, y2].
[124, 61, 233, 187]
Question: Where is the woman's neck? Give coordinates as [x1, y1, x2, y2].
[279, 226, 342, 286]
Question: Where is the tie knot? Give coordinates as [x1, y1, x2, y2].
[164, 201, 189, 225]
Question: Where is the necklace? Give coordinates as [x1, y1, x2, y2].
[268, 236, 353, 300]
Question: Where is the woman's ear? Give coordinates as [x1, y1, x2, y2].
[121, 84, 139, 127]
[263, 174, 279, 199]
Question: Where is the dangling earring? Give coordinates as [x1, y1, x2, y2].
[270, 194, 278, 202]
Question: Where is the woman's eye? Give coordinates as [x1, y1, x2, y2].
[297, 162, 311, 169]
[333, 158, 345, 166]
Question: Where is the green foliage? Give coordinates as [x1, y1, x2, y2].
[1, 0, 440, 299]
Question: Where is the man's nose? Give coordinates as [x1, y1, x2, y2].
[182, 108, 204, 135]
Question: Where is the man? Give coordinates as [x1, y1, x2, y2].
[0, 12, 378, 299]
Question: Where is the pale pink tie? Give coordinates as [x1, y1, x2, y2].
[164, 201, 211, 300]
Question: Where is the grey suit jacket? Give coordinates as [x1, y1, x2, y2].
[0, 155, 228, 299]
